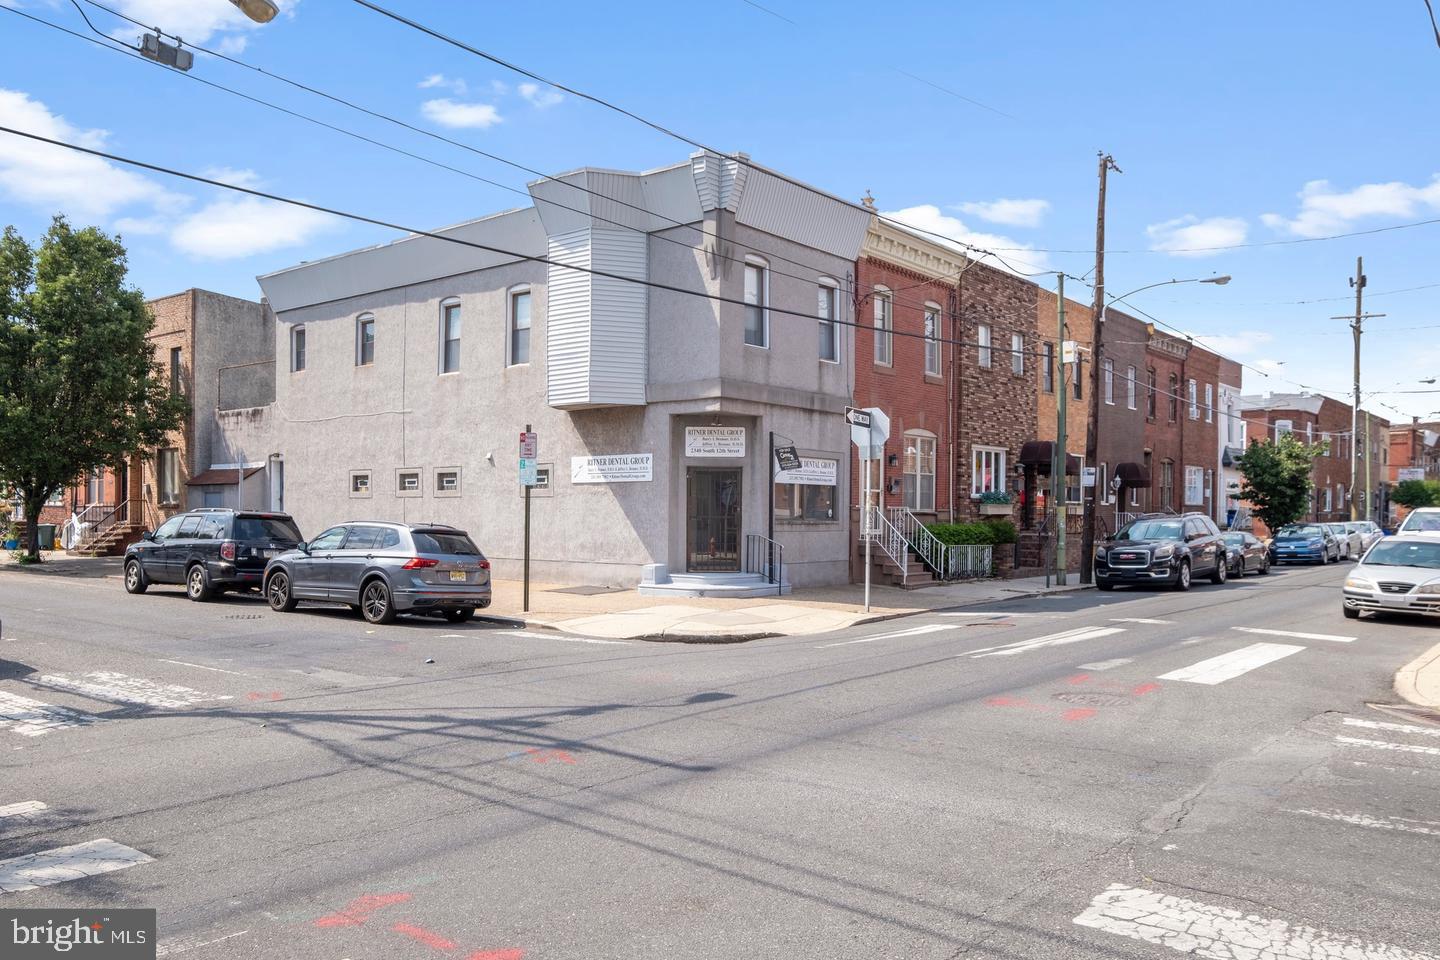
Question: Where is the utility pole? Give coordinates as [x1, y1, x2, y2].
[1331, 258, 1383, 521]
[1054, 276, 1068, 586]
[1080, 152, 1120, 584]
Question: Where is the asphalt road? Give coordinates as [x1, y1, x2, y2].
[2, 560, 1438, 959]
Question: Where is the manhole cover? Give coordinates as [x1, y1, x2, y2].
[1052, 692, 1131, 707]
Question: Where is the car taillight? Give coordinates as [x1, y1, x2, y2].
[220, 540, 236, 561]
[401, 557, 438, 569]
[479, 560, 490, 570]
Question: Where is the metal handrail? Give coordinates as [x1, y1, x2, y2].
[886, 506, 947, 574]
[743, 534, 784, 596]
[864, 505, 910, 586]
[74, 501, 131, 552]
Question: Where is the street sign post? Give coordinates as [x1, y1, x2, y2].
[849, 406, 890, 612]
[520, 428, 537, 612]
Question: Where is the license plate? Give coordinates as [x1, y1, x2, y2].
[448, 570, 467, 582]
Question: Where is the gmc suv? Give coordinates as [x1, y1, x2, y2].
[123, 509, 304, 601]
[1094, 512, 1229, 591]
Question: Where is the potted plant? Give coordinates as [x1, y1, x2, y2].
[978, 490, 1013, 516]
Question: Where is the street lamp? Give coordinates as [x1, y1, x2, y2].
[1101, 275, 1231, 322]
[229, 0, 279, 23]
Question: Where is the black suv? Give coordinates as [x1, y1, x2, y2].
[123, 509, 304, 601]
[1094, 512, 1229, 591]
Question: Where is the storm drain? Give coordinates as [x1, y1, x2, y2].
[224, 614, 264, 621]
[1052, 692, 1132, 708]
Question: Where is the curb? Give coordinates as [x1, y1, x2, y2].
[1395, 640, 1440, 710]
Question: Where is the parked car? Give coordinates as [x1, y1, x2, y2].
[1396, 507, 1440, 536]
[1325, 522, 1364, 560]
[263, 521, 491, 624]
[1344, 520, 1384, 553]
[1222, 531, 1270, 577]
[1341, 532, 1440, 619]
[1269, 523, 1341, 565]
[1094, 512, 1229, 591]
[124, 509, 304, 600]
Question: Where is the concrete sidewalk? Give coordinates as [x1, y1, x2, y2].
[1395, 640, 1440, 710]
[500, 575, 1091, 641]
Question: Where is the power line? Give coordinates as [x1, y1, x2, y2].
[988, 215, 1440, 255]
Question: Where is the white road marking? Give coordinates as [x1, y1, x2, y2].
[0, 691, 99, 736]
[0, 838, 153, 894]
[1343, 717, 1440, 739]
[33, 672, 232, 710]
[1286, 808, 1440, 836]
[817, 624, 959, 648]
[1157, 642, 1304, 685]
[1232, 626, 1355, 643]
[967, 626, 1125, 658]
[1077, 658, 1134, 671]
[0, 801, 47, 821]
[1108, 617, 1174, 624]
[1336, 735, 1440, 757]
[498, 631, 630, 646]
[156, 659, 247, 676]
[155, 929, 249, 957]
[939, 611, 1052, 618]
[1074, 882, 1439, 959]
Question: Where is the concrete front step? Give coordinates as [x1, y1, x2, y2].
[638, 573, 791, 598]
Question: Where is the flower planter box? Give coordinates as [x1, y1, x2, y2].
[979, 503, 1012, 516]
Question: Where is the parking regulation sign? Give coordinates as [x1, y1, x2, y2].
[519, 431, 538, 459]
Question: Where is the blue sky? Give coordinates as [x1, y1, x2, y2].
[2, 0, 1439, 420]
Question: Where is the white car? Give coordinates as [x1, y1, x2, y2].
[1342, 533, 1440, 619]
[1325, 522, 1363, 560]
[1396, 507, 1440, 536]
[1344, 520, 1384, 552]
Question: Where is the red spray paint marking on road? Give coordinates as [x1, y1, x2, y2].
[526, 747, 577, 765]
[1132, 682, 1161, 696]
[246, 691, 283, 701]
[1066, 674, 1091, 685]
[391, 922, 459, 951]
[313, 892, 412, 927]
[1062, 707, 1098, 722]
[467, 950, 526, 960]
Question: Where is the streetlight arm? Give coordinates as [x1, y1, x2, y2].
[1102, 275, 1231, 320]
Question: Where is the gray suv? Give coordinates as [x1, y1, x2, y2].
[263, 522, 492, 624]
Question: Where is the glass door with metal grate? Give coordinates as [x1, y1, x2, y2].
[686, 468, 741, 572]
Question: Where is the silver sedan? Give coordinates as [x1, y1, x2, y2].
[1341, 533, 1440, 619]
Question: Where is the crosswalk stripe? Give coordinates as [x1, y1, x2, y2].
[817, 624, 959, 648]
[0, 691, 99, 737]
[1232, 626, 1355, 643]
[1077, 658, 1134, 671]
[1074, 883, 1438, 960]
[968, 626, 1125, 658]
[1286, 808, 1440, 836]
[1157, 642, 1305, 685]
[0, 839, 153, 894]
[498, 631, 629, 646]
[1343, 717, 1440, 739]
[1108, 618, 1174, 624]
[0, 801, 47, 821]
[1335, 735, 1440, 757]
[32, 672, 231, 710]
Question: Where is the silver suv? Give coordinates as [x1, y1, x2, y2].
[263, 522, 492, 624]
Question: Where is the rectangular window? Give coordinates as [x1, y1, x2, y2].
[971, 445, 1007, 496]
[873, 291, 892, 366]
[1323, 486, 1333, 512]
[1227, 402, 1236, 441]
[1103, 358, 1114, 405]
[1073, 359, 1083, 400]
[202, 488, 223, 508]
[924, 305, 941, 376]
[291, 327, 306, 373]
[1184, 465, 1204, 505]
[350, 472, 371, 496]
[977, 324, 991, 368]
[1204, 383, 1214, 422]
[1126, 365, 1137, 410]
[1099, 461, 1110, 504]
[1188, 379, 1198, 419]
[1168, 375, 1179, 421]
[744, 263, 767, 347]
[773, 459, 838, 522]
[510, 290, 531, 365]
[1146, 369, 1157, 418]
[436, 469, 460, 494]
[170, 347, 182, 395]
[818, 284, 838, 362]
[1204, 468, 1213, 503]
[1011, 333, 1024, 376]
[441, 302, 462, 373]
[357, 316, 375, 366]
[157, 448, 179, 505]
[903, 435, 937, 512]
[399, 471, 420, 492]
[1042, 342, 1055, 392]
[1066, 457, 1084, 504]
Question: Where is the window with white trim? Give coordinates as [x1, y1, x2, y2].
[971, 445, 1006, 496]
[1184, 465, 1204, 505]
[1323, 486, 1333, 511]
[1126, 365, 1136, 409]
[356, 314, 375, 366]
[291, 326, 306, 373]
[818, 280, 839, 363]
[1042, 342, 1055, 392]
[1187, 379, 1198, 419]
[744, 259, 768, 348]
[923, 303, 941, 376]
[509, 287, 531, 365]
[1275, 419, 1293, 437]
[873, 287, 892, 366]
[1011, 333, 1024, 375]
[1066, 456, 1084, 504]
[1099, 461, 1111, 504]
[903, 431, 937, 512]
[1204, 383, 1214, 422]
[440, 300, 462, 373]
[976, 324, 991, 368]
[1103, 358, 1114, 405]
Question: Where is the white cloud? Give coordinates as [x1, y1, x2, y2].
[200, 166, 262, 188]
[170, 194, 333, 260]
[420, 98, 502, 129]
[1261, 176, 1440, 238]
[112, 216, 169, 236]
[1145, 214, 1248, 256]
[879, 205, 1049, 274]
[1192, 330, 1273, 357]
[955, 197, 1050, 228]
[418, 74, 468, 95]
[0, 88, 180, 219]
[518, 82, 564, 109]
[103, 0, 297, 46]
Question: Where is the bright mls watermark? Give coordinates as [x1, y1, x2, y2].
[3, 910, 155, 958]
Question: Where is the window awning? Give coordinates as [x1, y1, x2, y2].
[1115, 461, 1150, 487]
[186, 467, 264, 486]
[1018, 440, 1082, 476]
[1221, 446, 1246, 467]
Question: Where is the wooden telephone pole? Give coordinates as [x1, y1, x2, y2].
[1080, 152, 1121, 585]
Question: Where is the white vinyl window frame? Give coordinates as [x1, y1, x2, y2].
[976, 324, 992, 369]
[434, 467, 461, 498]
[1204, 383, 1214, 422]
[1126, 365, 1136, 410]
[1103, 358, 1114, 405]
[903, 430, 938, 512]
[923, 302, 942, 377]
[1187, 378, 1198, 420]
[971, 445, 1007, 497]
[395, 468, 422, 499]
[290, 325, 306, 373]
[1275, 419, 1294, 437]
[743, 256, 769, 349]
[1184, 465, 1205, 506]
[507, 285, 531, 367]
[349, 470, 372, 499]
[818, 278, 840, 364]
[356, 313, 376, 367]
[873, 286, 893, 367]
[439, 298, 462, 374]
[1099, 461, 1111, 504]
[1011, 333, 1024, 376]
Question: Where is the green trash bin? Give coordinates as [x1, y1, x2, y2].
[36, 523, 56, 550]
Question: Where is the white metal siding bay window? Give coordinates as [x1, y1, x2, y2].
[510, 288, 531, 365]
[924, 304, 941, 376]
[818, 282, 838, 362]
[972, 446, 1006, 496]
[873, 288, 892, 366]
[744, 261, 768, 348]
[903, 433, 937, 512]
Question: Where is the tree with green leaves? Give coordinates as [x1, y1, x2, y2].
[0, 217, 187, 562]
[1391, 478, 1439, 510]
[1236, 434, 1326, 533]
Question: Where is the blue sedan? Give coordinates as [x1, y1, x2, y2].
[1269, 524, 1341, 565]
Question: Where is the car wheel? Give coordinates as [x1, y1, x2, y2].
[1174, 561, 1191, 592]
[361, 579, 397, 625]
[185, 564, 213, 602]
[1258, 558, 1270, 575]
[267, 570, 298, 612]
[123, 559, 148, 594]
[1319, 551, 1328, 565]
[443, 608, 475, 623]
[1343, 604, 1360, 620]
[1211, 557, 1227, 585]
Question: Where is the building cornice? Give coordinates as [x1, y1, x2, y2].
[862, 220, 972, 282]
